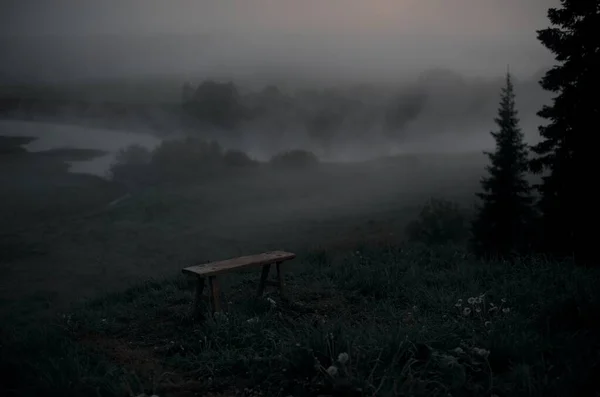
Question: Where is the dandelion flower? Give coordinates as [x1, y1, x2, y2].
[502, 307, 510, 313]
[463, 307, 472, 316]
[327, 365, 338, 377]
[467, 297, 476, 304]
[473, 347, 490, 359]
[475, 307, 481, 313]
[338, 352, 349, 365]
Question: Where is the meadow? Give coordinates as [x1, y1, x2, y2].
[1, 138, 598, 397]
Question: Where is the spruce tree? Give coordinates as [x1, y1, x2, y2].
[530, 1, 599, 263]
[471, 71, 534, 258]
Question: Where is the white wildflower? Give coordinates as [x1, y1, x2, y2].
[475, 307, 481, 313]
[453, 347, 465, 354]
[475, 297, 483, 304]
[463, 307, 472, 316]
[502, 307, 510, 313]
[326, 365, 338, 377]
[467, 297, 476, 305]
[484, 321, 492, 328]
[338, 352, 349, 365]
[472, 347, 490, 359]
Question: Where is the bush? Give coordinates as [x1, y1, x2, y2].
[223, 149, 259, 168]
[405, 198, 470, 245]
[269, 149, 319, 169]
[109, 138, 261, 186]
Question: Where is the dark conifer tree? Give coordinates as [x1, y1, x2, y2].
[471, 71, 534, 258]
[530, 1, 599, 264]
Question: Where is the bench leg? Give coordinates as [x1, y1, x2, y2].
[208, 276, 222, 314]
[276, 261, 286, 300]
[257, 264, 271, 297]
[193, 276, 206, 318]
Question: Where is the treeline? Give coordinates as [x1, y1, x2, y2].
[109, 137, 319, 187]
[1, 67, 547, 157]
[179, 70, 545, 155]
[468, 1, 596, 265]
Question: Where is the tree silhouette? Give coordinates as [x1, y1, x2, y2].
[530, 1, 599, 263]
[471, 71, 534, 258]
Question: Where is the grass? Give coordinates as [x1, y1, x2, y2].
[2, 244, 599, 397]
[1, 141, 596, 396]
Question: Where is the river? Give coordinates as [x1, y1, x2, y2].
[0, 120, 161, 177]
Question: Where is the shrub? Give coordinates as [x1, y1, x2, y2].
[109, 138, 261, 186]
[405, 198, 470, 245]
[269, 149, 319, 169]
[223, 149, 259, 168]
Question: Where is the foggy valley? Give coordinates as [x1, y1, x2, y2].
[1, 1, 597, 397]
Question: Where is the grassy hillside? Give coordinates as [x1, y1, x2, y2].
[1, 144, 592, 397]
[2, 244, 598, 397]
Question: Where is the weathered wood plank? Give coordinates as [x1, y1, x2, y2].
[182, 251, 295, 277]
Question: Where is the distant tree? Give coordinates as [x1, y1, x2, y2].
[384, 87, 426, 135]
[183, 80, 245, 129]
[530, 1, 599, 263]
[181, 82, 194, 104]
[471, 71, 534, 258]
[269, 149, 319, 169]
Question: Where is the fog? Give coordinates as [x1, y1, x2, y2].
[0, 1, 559, 168]
[2, 0, 557, 84]
[0, 1, 560, 320]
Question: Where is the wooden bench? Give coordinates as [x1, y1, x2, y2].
[182, 251, 296, 317]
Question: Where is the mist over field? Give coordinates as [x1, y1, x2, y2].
[0, 1, 558, 164]
[4, 1, 597, 396]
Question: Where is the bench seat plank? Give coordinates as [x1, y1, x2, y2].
[182, 251, 296, 278]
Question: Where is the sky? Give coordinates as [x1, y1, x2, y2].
[0, 0, 559, 84]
